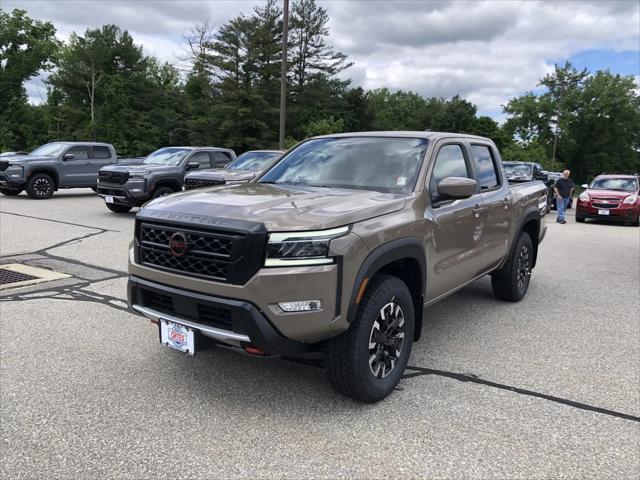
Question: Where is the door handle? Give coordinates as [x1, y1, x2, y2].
[502, 196, 512, 209]
[472, 204, 483, 218]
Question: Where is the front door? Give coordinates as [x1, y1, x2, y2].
[60, 146, 92, 186]
[425, 142, 487, 301]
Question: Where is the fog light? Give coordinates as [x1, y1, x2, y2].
[278, 300, 322, 312]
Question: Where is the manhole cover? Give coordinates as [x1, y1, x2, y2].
[0, 264, 71, 290]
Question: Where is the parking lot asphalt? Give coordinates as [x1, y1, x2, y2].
[1, 189, 639, 479]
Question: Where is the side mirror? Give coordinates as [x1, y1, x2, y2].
[581, 184, 588, 189]
[62, 153, 74, 161]
[436, 177, 478, 199]
[186, 162, 200, 170]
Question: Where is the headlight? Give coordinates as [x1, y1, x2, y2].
[128, 174, 148, 180]
[579, 192, 590, 202]
[265, 226, 349, 267]
[623, 194, 638, 204]
[5, 164, 23, 178]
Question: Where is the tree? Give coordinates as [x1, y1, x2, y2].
[0, 9, 58, 150]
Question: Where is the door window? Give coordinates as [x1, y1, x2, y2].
[66, 146, 90, 160]
[470, 144, 500, 190]
[212, 152, 231, 168]
[92, 146, 111, 159]
[429, 144, 471, 199]
[189, 151, 212, 169]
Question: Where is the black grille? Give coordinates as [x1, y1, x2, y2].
[144, 289, 174, 312]
[198, 304, 233, 329]
[99, 170, 129, 184]
[0, 161, 9, 172]
[97, 186, 127, 197]
[138, 222, 261, 284]
[184, 178, 225, 190]
[592, 202, 618, 209]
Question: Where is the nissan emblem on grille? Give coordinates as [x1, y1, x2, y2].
[169, 232, 189, 257]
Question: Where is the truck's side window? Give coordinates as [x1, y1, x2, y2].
[66, 146, 90, 160]
[470, 144, 500, 190]
[92, 146, 111, 159]
[429, 144, 470, 199]
[190, 151, 211, 169]
[212, 152, 231, 168]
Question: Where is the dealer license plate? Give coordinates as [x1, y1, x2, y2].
[160, 320, 195, 355]
[105, 195, 114, 204]
[598, 209, 610, 216]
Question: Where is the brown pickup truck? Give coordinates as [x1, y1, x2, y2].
[127, 132, 548, 402]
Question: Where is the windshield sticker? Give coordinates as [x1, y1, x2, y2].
[396, 176, 407, 186]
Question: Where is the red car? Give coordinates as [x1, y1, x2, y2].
[576, 174, 640, 226]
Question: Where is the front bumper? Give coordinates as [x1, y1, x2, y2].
[97, 181, 150, 206]
[0, 173, 26, 189]
[128, 276, 313, 356]
[576, 202, 639, 221]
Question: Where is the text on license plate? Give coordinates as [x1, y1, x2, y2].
[160, 320, 195, 355]
[598, 209, 610, 215]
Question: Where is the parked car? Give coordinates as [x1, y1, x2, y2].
[127, 132, 548, 402]
[503, 161, 551, 212]
[97, 146, 236, 213]
[576, 174, 640, 226]
[547, 172, 573, 210]
[184, 150, 284, 190]
[0, 142, 135, 199]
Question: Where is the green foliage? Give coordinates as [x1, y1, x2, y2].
[303, 115, 344, 137]
[0, 9, 58, 150]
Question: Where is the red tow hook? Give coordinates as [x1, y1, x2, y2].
[243, 345, 266, 356]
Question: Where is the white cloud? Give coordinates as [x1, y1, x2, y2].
[5, 0, 640, 117]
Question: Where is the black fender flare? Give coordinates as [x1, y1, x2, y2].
[28, 167, 60, 189]
[347, 237, 427, 340]
[501, 209, 541, 270]
[151, 178, 181, 193]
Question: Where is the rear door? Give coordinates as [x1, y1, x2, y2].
[425, 141, 487, 300]
[212, 151, 232, 168]
[468, 142, 512, 270]
[60, 145, 92, 186]
[89, 146, 115, 177]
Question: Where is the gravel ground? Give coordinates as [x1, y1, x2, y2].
[1, 189, 639, 479]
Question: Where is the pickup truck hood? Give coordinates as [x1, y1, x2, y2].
[141, 183, 406, 231]
[100, 164, 178, 174]
[0, 155, 52, 164]
[117, 157, 145, 166]
[185, 168, 255, 182]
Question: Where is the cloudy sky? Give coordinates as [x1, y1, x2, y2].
[6, 0, 640, 120]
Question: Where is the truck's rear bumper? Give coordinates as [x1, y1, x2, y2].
[128, 275, 311, 356]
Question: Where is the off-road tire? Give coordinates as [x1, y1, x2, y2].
[26, 173, 55, 199]
[152, 186, 175, 198]
[491, 231, 533, 302]
[326, 274, 414, 403]
[106, 203, 132, 213]
[0, 188, 22, 196]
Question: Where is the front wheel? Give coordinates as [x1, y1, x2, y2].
[491, 231, 533, 302]
[26, 173, 55, 199]
[152, 186, 175, 198]
[326, 274, 414, 403]
[106, 203, 132, 213]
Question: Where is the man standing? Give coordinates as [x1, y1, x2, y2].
[554, 169, 574, 224]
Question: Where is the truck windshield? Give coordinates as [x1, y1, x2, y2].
[30, 143, 70, 157]
[503, 163, 532, 180]
[229, 151, 281, 172]
[259, 137, 428, 193]
[589, 177, 638, 192]
[143, 147, 191, 166]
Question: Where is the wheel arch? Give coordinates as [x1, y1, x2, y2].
[347, 237, 426, 341]
[507, 211, 541, 269]
[28, 168, 59, 190]
[151, 178, 181, 193]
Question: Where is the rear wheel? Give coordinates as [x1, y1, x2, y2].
[152, 186, 175, 198]
[491, 231, 533, 302]
[26, 173, 55, 199]
[106, 203, 132, 213]
[326, 274, 414, 403]
[0, 188, 22, 196]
